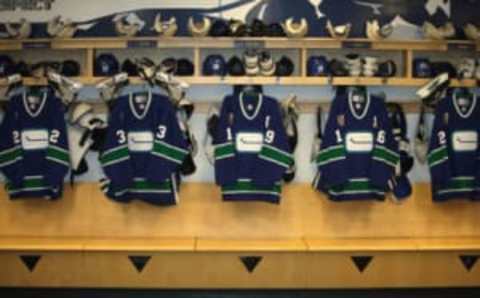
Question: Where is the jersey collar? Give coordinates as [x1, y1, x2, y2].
[348, 89, 370, 120]
[23, 90, 47, 118]
[453, 91, 477, 119]
[240, 92, 263, 121]
[129, 90, 152, 120]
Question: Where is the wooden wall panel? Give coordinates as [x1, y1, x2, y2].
[306, 252, 422, 288]
[1, 250, 479, 288]
[1, 183, 480, 239]
[0, 252, 85, 287]
[413, 251, 480, 287]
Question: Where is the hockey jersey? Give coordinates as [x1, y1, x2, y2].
[213, 92, 294, 203]
[428, 90, 480, 201]
[313, 89, 399, 201]
[0, 89, 70, 199]
[100, 91, 189, 206]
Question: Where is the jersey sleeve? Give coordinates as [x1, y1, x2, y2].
[147, 101, 189, 182]
[315, 96, 349, 188]
[0, 100, 23, 188]
[252, 101, 294, 186]
[99, 107, 134, 192]
[427, 104, 451, 187]
[370, 101, 400, 190]
[44, 99, 70, 188]
[213, 97, 237, 186]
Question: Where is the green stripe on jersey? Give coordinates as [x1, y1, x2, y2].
[112, 179, 173, 196]
[132, 179, 172, 191]
[0, 145, 22, 165]
[153, 140, 188, 164]
[372, 145, 399, 167]
[330, 178, 383, 194]
[215, 143, 235, 159]
[428, 146, 448, 167]
[259, 145, 293, 168]
[446, 177, 475, 190]
[6, 176, 47, 192]
[316, 145, 346, 165]
[222, 180, 281, 195]
[100, 146, 129, 166]
[46, 145, 70, 164]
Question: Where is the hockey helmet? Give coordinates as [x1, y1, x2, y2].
[121, 59, 139, 76]
[249, 19, 267, 37]
[326, 20, 351, 39]
[15, 60, 30, 77]
[152, 14, 178, 37]
[307, 56, 329, 76]
[283, 18, 308, 38]
[61, 60, 81, 77]
[94, 54, 119, 76]
[413, 58, 432, 78]
[266, 23, 286, 37]
[188, 17, 212, 37]
[275, 56, 295, 77]
[464, 23, 480, 41]
[366, 19, 393, 40]
[227, 56, 245, 76]
[377, 60, 397, 78]
[209, 19, 231, 37]
[176, 59, 195, 76]
[203, 55, 226, 76]
[328, 59, 349, 77]
[431, 61, 457, 78]
[0, 55, 15, 77]
[259, 51, 276, 76]
[229, 19, 248, 37]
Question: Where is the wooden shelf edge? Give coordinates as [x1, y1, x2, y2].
[305, 238, 419, 252]
[9, 76, 477, 87]
[83, 238, 196, 252]
[195, 238, 308, 252]
[305, 237, 480, 252]
[0, 37, 478, 51]
[0, 237, 196, 252]
[1, 236, 479, 253]
[0, 237, 85, 252]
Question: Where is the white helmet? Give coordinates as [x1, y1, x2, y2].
[464, 23, 479, 41]
[152, 14, 177, 37]
[188, 17, 211, 37]
[6, 18, 31, 39]
[366, 19, 393, 40]
[283, 18, 308, 38]
[326, 20, 351, 39]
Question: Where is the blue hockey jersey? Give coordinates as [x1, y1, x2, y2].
[428, 90, 480, 201]
[100, 91, 189, 206]
[0, 89, 70, 200]
[213, 92, 294, 203]
[313, 90, 399, 201]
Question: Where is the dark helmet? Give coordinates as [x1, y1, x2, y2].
[94, 54, 119, 76]
[61, 60, 81, 77]
[203, 55, 227, 76]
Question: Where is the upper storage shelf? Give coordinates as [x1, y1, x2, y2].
[0, 37, 479, 51]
